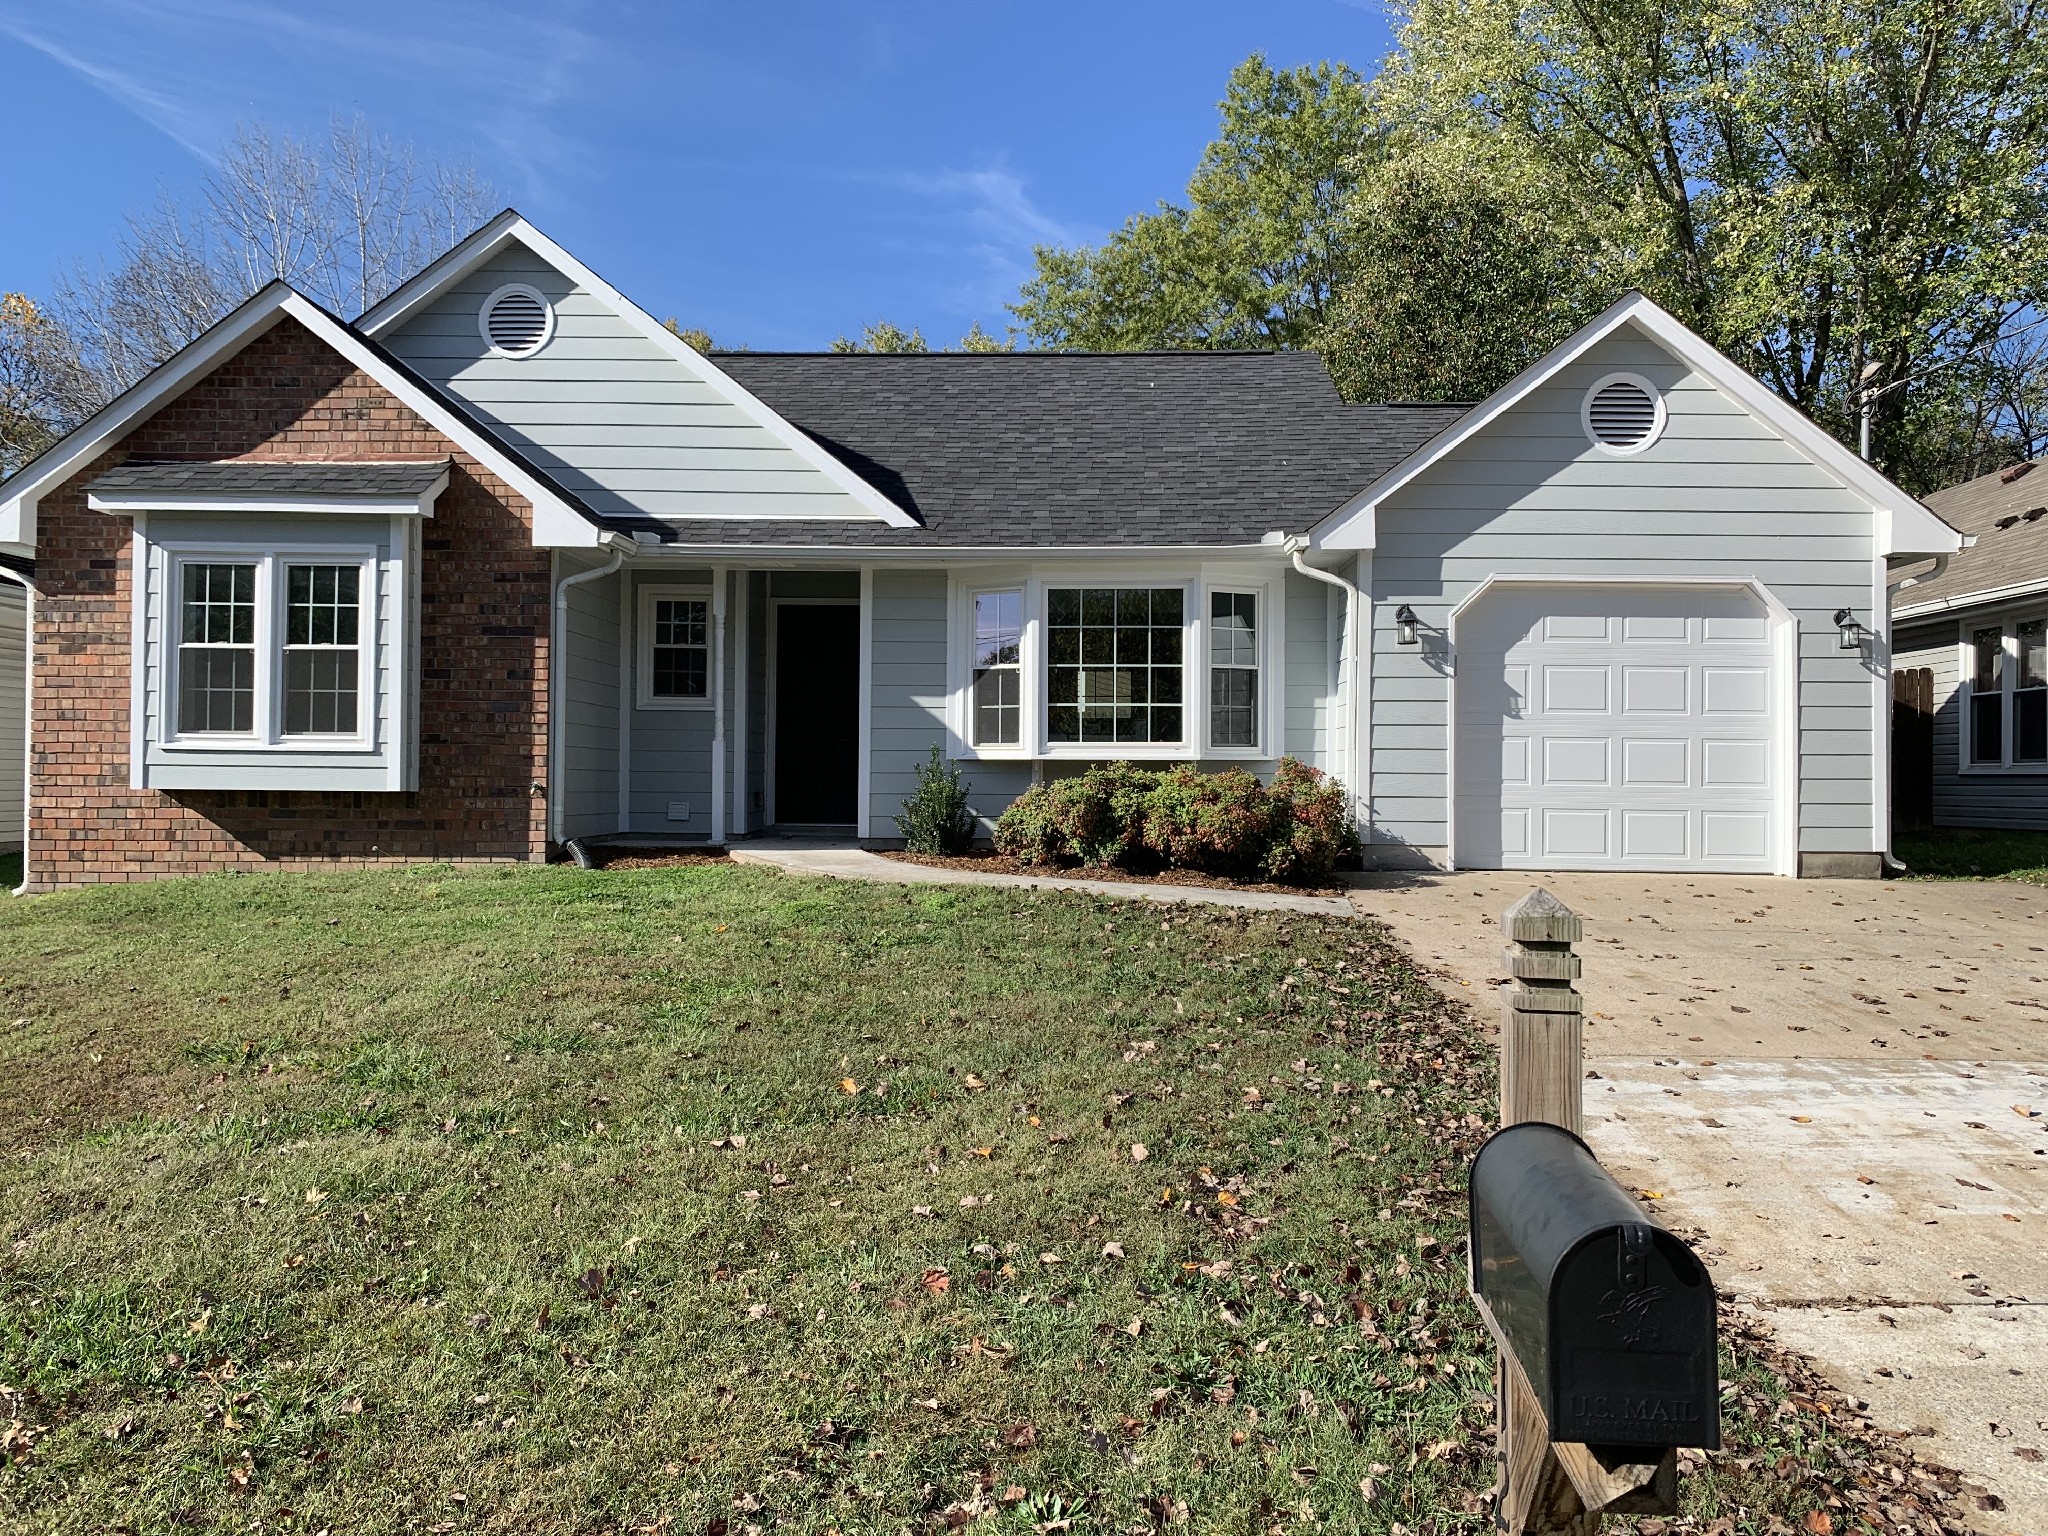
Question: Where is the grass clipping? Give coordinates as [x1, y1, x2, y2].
[0, 864, 1981, 1533]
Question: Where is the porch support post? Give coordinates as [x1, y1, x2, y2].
[711, 564, 727, 846]
[857, 564, 874, 840]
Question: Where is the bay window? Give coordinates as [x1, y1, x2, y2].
[953, 574, 1274, 757]
[164, 549, 375, 747]
[1965, 615, 2048, 770]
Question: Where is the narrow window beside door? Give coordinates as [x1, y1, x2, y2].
[971, 589, 1021, 746]
[1208, 590, 1259, 748]
[1971, 626, 2004, 764]
[283, 564, 360, 735]
[650, 597, 709, 699]
[178, 563, 257, 734]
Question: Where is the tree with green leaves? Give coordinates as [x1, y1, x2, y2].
[830, 322, 929, 354]
[1012, 55, 1374, 350]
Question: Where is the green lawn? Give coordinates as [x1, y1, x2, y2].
[0, 865, 1945, 1533]
[1895, 827, 2048, 882]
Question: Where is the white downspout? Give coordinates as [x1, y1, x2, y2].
[2, 566, 32, 896]
[1286, 540, 1365, 829]
[1887, 551, 1951, 594]
[550, 543, 626, 851]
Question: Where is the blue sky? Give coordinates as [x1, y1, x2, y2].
[0, 1, 1395, 349]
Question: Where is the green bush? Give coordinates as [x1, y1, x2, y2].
[898, 746, 977, 855]
[993, 758, 1358, 884]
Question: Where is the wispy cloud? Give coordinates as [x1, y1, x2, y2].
[0, 0, 601, 194]
[872, 165, 1082, 316]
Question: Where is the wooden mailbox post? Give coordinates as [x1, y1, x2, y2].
[1490, 889, 1679, 1535]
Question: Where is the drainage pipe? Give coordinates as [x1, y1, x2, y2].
[548, 544, 626, 852]
[1286, 540, 1366, 827]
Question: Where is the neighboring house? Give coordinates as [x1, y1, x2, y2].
[0, 569, 22, 855]
[1892, 459, 2047, 830]
[0, 212, 1959, 890]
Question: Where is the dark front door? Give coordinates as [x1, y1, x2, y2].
[774, 603, 860, 825]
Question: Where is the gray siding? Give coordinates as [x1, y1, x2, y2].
[379, 247, 877, 523]
[869, 569, 950, 838]
[1368, 325, 1881, 864]
[1896, 619, 2048, 829]
[0, 580, 23, 852]
[1281, 569, 1334, 772]
[558, 559, 620, 841]
[624, 567, 717, 838]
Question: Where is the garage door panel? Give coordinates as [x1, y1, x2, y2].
[1622, 810, 1688, 860]
[1622, 666, 1688, 713]
[1541, 737, 1610, 785]
[1622, 738, 1689, 786]
[1456, 585, 1775, 873]
[1543, 666, 1611, 713]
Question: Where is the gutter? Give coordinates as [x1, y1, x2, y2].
[1284, 537, 1366, 826]
[0, 565, 32, 896]
[548, 540, 628, 852]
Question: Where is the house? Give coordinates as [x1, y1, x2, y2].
[0, 212, 1960, 890]
[1892, 459, 2047, 831]
[0, 567, 22, 857]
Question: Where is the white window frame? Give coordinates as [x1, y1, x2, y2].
[637, 584, 714, 711]
[1958, 607, 2048, 774]
[1204, 585, 1265, 754]
[966, 585, 1026, 751]
[945, 565, 1282, 762]
[156, 541, 380, 753]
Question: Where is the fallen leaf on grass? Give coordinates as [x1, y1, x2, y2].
[839, 1078, 860, 1095]
[1804, 1513, 1833, 1535]
[1100, 1242, 1126, 1260]
[921, 1268, 951, 1295]
[1002, 1422, 1037, 1449]
[1129, 1143, 1148, 1162]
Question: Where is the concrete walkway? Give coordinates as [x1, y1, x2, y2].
[726, 842, 1356, 917]
[1352, 869, 2048, 1532]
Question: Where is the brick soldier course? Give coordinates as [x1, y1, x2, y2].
[27, 319, 552, 888]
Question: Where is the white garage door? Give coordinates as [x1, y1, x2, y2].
[1455, 587, 1776, 872]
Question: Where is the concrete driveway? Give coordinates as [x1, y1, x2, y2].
[1351, 870, 2048, 1531]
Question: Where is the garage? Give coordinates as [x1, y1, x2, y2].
[1453, 585, 1779, 873]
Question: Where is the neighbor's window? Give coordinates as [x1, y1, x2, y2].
[649, 596, 709, 700]
[971, 589, 1022, 746]
[177, 563, 257, 734]
[1208, 591, 1259, 748]
[283, 565, 361, 734]
[2018, 620, 2047, 763]
[1971, 626, 2004, 764]
[1046, 586, 1184, 744]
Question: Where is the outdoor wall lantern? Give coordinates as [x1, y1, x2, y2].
[1395, 604, 1420, 646]
[1833, 607, 1868, 651]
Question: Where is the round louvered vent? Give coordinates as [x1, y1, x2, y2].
[1582, 374, 1663, 453]
[479, 284, 553, 357]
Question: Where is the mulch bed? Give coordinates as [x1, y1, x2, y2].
[583, 847, 731, 870]
[880, 848, 1348, 898]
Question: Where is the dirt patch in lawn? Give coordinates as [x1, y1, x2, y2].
[882, 847, 1348, 897]
[585, 847, 731, 870]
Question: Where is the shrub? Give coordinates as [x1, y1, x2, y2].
[992, 758, 1358, 884]
[898, 746, 977, 855]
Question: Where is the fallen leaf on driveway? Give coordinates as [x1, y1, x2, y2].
[1791, 1116, 1813, 1124]
[1957, 1178, 1993, 1191]
[2016, 1104, 2040, 1118]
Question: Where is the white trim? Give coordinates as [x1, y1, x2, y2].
[954, 580, 1028, 757]
[1895, 573, 2048, 622]
[1954, 609, 2048, 775]
[1442, 575, 1799, 878]
[1871, 550, 1891, 862]
[711, 566, 728, 845]
[128, 517, 149, 790]
[151, 540, 382, 756]
[857, 567, 874, 838]
[0, 282, 606, 552]
[1579, 371, 1667, 456]
[478, 282, 555, 359]
[1309, 291, 1964, 558]
[634, 583, 714, 711]
[358, 212, 920, 531]
[87, 470, 449, 520]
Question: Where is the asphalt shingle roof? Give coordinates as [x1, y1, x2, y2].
[88, 459, 452, 498]
[1898, 459, 2048, 614]
[683, 351, 1469, 548]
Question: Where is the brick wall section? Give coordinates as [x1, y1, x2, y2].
[28, 316, 554, 888]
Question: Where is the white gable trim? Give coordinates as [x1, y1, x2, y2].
[359, 212, 920, 531]
[0, 284, 610, 551]
[1308, 292, 1963, 559]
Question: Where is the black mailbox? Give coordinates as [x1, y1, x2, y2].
[1468, 1122, 1720, 1450]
